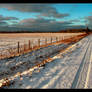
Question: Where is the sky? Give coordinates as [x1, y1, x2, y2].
[0, 4, 92, 32]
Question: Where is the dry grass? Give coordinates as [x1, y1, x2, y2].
[0, 33, 84, 38]
[0, 33, 87, 60]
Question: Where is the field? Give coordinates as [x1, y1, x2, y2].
[1, 32, 91, 89]
[0, 33, 84, 46]
[0, 33, 84, 59]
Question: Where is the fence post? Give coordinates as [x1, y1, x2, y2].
[56, 37, 58, 42]
[51, 37, 52, 43]
[0, 52, 2, 59]
[38, 39, 40, 47]
[62, 36, 64, 40]
[45, 38, 47, 45]
[31, 41, 33, 50]
[59, 37, 60, 41]
[29, 40, 31, 49]
[18, 41, 20, 54]
[64, 36, 66, 39]
[24, 44, 25, 52]
[59, 37, 60, 42]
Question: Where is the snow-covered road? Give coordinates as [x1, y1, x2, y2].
[1, 34, 92, 89]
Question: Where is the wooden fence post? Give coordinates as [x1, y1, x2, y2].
[31, 41, 33, 50]
[38, 39, 40, 47]
[62, 36, 64, 40]
[56, 37, 58, 42]
[59, 37, 60, 42]
[45, 38, 47, 45]
[24, 43, 26, 51]
[59, 37, 60, 41]
[18, 41, 20, 54]
[0, 52, 2, 59]
[64, 36, 65, 39]
[51, 37, 52, 43]
[29, 40, 31, 49]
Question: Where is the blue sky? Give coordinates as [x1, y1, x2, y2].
[54, 4, 92, 16]
[0, 4, 92, 32]
[0, 8, 37, 20]
[54, 4, 92, 21]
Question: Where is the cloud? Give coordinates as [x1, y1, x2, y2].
[15, 18, 73, 31]
[66, 25, 86, 29]
[0, 3, 86, 31]
[69, 19, 80, 22]
[39, 12, 69, 18]
[84, 16, 92, 29]
[0, 17, 86, 32]
[14, 17, 86, 31]
[19, 18, 56, 25]
[0, 21, 8, 26]
[0, 4, 51, 13]
[86, 16, 92, 22]
[0, 15, 19, 21]
[0, 15, 19, 27]
[0, 4, 69, 19]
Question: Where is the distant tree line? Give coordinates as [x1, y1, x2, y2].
[0, 27, 91, 33]
[58, 28, 92, 33]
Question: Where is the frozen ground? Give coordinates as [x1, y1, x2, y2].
[0, 33, 92, 89]
[0, 33, 83, 57]
[0, 43, 67, 79]
[0, 33, 82, 47]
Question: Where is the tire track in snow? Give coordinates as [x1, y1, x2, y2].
[22, 35, 89, 89]
[84, 49, 92, 88]
[87, 57, 92, 88]
[71, 35, 91, 88]
[84, 35, 92, 88]
[0, 34, 88, 88]
[34, 35, 89, 89]
[36, 67, 68, 88]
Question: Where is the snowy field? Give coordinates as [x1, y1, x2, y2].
[0, 32, 84, 60]
[0, 33, 83, 49]
[0, 33, 83, 58]
[0, 33, 92, 89]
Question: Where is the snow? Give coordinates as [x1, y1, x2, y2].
[0, 42, 67, 80]
[0, 33, 91, 89]
[0, 33, 83, 57]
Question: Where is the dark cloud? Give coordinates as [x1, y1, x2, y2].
[69, 19, 80, 22]
[0, 15, 19, 21]
[66, 25, 86, 29]
[39, 12, 69, 18]
[0, 15, 19, 27]
[0, 17, 86, 32]
[0, 3, 86, 32]
[84, 16, 92, 29]
[0, 4, 51, 13]
[19, 18, 56, 25]
[0, 4, 69, 18]
[0, 21, 8, 26]
[15, 18, 73, 31]
[15, 17, 86, 31]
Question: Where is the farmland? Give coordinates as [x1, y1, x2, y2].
[0, 32, 91, 89]
[0, 33, 84, 59]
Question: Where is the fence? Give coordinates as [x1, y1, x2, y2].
[0, 33, 87, 60]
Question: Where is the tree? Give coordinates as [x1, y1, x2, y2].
[85, 27, 90, 34]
